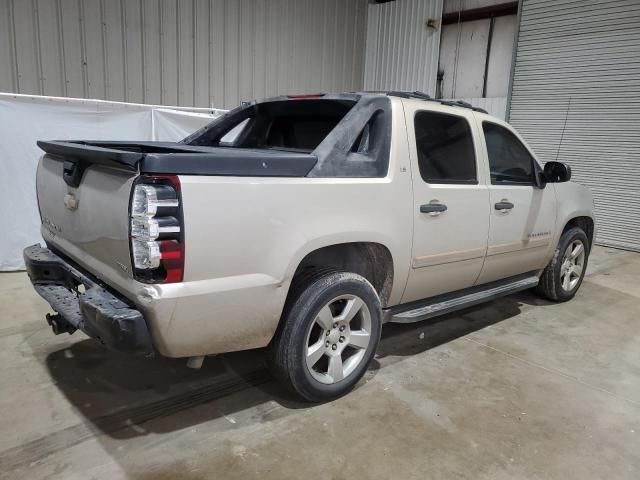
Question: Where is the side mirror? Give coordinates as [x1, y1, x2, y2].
[543, 161, 572, 183]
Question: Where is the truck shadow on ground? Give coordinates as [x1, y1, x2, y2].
[41, 290, 551, 444]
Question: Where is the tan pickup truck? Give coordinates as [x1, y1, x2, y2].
[25, 92, 594, 401]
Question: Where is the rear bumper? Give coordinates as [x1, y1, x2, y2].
[23, 244, 154, 356]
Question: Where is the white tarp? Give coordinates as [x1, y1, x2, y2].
[0, 93, 224, 271]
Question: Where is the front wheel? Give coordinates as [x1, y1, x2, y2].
[536, 227, 590, 302]
[268, 270, 382, 402]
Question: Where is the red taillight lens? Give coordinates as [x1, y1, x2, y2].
[286, 93, 325, 99]
[130, 175, 184, 284]
[160, 240, 184, 283]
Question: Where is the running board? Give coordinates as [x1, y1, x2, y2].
[387, 274, 539, 324]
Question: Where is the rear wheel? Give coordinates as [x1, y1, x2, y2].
[268, 270, 381, 402]
[536, 227, 589, 302]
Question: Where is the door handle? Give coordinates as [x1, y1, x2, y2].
[495, 200, 514, 211]
[420, 202, 448, 215]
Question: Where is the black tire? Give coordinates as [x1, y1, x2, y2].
[536, 226, 590, 302]
[268, 269, 382, 402]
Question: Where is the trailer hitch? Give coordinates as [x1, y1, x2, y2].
[46, 313, 77, 335]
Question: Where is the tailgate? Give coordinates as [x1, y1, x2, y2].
[37, 153, 137, 286]
[34, 138, 318, 291]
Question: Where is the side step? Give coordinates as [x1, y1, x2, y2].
[387, 274, 539, 324]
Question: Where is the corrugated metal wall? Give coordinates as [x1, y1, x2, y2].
[0, 0, 368, 109]
[364, 0, 443, 95]
[438, 9, 516, 98]
[508, 0, 640, 251]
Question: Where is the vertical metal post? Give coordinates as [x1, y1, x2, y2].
[482, 16, 495, 98]
[505, 0, 523, 122]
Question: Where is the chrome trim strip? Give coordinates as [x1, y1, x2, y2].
[158, 226, 181, 233]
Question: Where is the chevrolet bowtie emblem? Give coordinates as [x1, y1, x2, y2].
[64, 193, 79, 210]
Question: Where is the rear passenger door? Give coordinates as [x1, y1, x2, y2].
[476, 120, 556, 284]
[402, 104, 490, 303]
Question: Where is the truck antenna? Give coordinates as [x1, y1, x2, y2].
[555, 96, 572, 162]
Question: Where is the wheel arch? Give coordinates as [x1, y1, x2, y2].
[562, 216, 595, 248]
[287, 241, 395, 308]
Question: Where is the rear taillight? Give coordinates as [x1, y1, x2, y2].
[130, 176, 184, 283]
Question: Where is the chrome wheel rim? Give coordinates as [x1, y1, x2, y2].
[560, 239, 585, 291]
[304, 294, 372, 385]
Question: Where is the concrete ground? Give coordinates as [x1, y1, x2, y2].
[0, 246, 639, 479]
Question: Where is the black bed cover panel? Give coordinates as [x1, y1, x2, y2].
[37, 140, 318, 177]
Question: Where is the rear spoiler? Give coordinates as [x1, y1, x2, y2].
[37, 140, 318, 185]
[37, 140, 143, 169]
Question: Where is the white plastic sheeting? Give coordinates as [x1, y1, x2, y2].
[0, 93, 224, 271]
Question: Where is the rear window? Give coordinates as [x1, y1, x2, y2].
[188, 99, 355, 152]
[414, 111, 477, 184]
[266, 117, 343, 151]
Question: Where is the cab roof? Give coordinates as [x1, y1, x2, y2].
[265, 91, 489, 114]
[361, 91, 488, 114]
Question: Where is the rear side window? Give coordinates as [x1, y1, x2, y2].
[483, 122, 535, 185]
[414, 111, 477, 184]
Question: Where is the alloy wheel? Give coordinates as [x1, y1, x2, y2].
[560, 239, 585, 291]
[304, 294, 372, 384]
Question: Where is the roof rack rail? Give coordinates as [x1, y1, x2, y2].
[362, 90, 433, 101]
[376, 91, 489, 114]
[438, 99, 488, 114]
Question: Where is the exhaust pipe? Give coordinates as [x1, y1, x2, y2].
[186, 355, 205, 369]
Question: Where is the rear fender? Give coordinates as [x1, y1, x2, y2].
[283, 233, 403, 306]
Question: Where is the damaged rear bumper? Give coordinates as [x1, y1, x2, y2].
[23, 244, 154, 356]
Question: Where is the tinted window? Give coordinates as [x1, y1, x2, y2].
[187, 99, 355, 153]
[265, 116, 342, 151]
[483, 122, 535, 185]
[414, 111, 477, 184]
